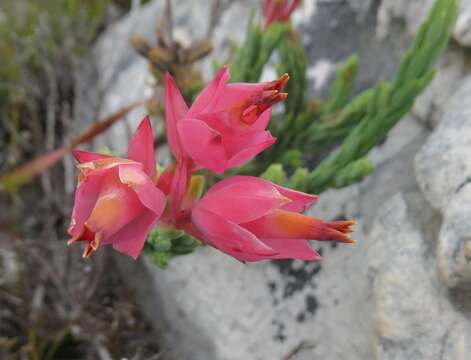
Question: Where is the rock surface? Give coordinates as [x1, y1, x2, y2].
[415, 75, 471, 290]
[368, 193, 471, 360]
[377, 0, 471, 47]
[412, 45, 471, 128]
[438, 185, 471, 289]
[415, 75, 471, 213]
[377, 0, 471, 128]
[453, 0, 471, 47]
[300, 0, 408, 96]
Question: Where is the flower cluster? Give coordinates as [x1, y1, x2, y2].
[67, 66, 354, 262]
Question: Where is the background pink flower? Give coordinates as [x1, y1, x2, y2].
[264, 0, 301, 28]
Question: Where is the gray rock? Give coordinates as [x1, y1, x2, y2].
[377, 1, 471, 128]
[415, 73, 471, 294]
[368, 193, 471, 360]
[453, 0, 471, 47]
[300, 0, 408, 96]
[413, 46, 471, 128]
[119, 219, 374, 360]
[377, 0, 471, 48]
[437, 184, 471, 289]
[415, 75, 471, 213]
[376, 0, 433, 39]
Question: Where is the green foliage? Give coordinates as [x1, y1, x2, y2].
[277, 34, 308, 116]
[321, 55, 359, 117]
[305, 0, 457, 193]
[231, 11, 288, 82]
[144, 227, 201, 269]
[299, 88, 373, 155]
[229, 0, 458, 196]
[261, 164, 287, 184]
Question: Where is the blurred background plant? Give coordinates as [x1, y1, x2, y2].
[0, 1, 163, 358]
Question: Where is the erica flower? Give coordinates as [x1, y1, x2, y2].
[67, 117, 166, 259]
[264, 0, 301, 28]
[165, 66, 288, 175]
[187, 176, 354, 262]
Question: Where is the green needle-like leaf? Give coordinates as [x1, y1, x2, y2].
[306, 0, 458, 194]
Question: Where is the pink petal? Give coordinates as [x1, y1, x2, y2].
[241, 209, 354, 243]
[177, 119, 228, 174]
[227, 131, 276, 169]
[177, 118, 218, 157]
[261, 238, 322, 260]
[196, 112, 231, 134]
[165, 72, 189, 160]
[205, 175, 271, 196]
[187, 66, 230, 117]
[198, 177, 290, 224]
[85, 170, 144, 238]
[118, 163, 166, 217]
[206, 175, 317, 213]
[69, 171, 106, 236]
[191, 207, 278, 261]
[264, 0, 277, 26]
[250, 108, 272, 132]
[283, 0, 301, 20]
[170, 159, 190, 220]
[272, 184, 318, 213]
[127, 116, 156, 180]
[109, 210, 158, 259]
[72, 150, 111, 164]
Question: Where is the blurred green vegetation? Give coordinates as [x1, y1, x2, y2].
[0, 0, 111, 186]
[0, 0, 108, 106]
[144, 227, 201, 269]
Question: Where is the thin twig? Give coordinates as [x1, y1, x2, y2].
[206, 0, 238, 37]
[28, 247, 75, 309]
[164, 0, 174, 50]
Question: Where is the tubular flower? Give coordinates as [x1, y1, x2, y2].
[264, 0, 301, 28]
[67, 117, 166, 259]
[165, 66, 288, 175]
[188, 176, 355, 262]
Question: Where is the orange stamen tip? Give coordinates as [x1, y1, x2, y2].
[329, 220, 356, 233]
[82, 245, 93, 258]
[67, 231, 82, 246]
[339, 236, 355, 244]
[81, 232, 103, 258]
[278, 73, 290, 86]
[265, 74, 290, 91]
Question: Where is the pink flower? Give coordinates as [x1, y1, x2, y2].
[67, 117, 166, 259]
[264, 0, 301, 28]
[165, 66, 288, 175]
[187, 176, 355, 262]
